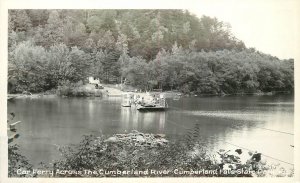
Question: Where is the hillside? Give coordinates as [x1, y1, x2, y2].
[8, 10, 293, 94]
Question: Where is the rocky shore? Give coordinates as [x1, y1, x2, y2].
[105, 130, 168, 147]
[7, 93, 55, 100]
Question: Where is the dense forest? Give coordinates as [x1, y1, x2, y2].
[8, 9, 294, 94]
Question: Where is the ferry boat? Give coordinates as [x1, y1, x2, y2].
[121, 92, 168, 111]
[136, 93, 168, 111]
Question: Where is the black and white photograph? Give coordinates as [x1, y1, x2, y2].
[1, 0, 299, 181]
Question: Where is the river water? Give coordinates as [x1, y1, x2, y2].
[7, 94, 294, 168]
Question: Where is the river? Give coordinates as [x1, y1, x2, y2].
[7, 94, 294, 168]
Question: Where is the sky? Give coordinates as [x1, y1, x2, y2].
[188, 0, 300, 60]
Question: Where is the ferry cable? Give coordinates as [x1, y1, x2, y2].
[164, 117, 294, 166]
[251, 127, 293, 135]
[167, 106, 294, 135]
[137, 103, 294, 165]
[222, 141, 294, 166]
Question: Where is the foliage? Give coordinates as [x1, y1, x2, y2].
[121, 48, 293, 94]
[52, 134, 219, 177]
[8, 41, 48, 93]
[7, 127, 294, 177]
[8, 145, 33, 177]
[8, 10, 294, 94]
[8, 41, 92, 93]
[48, 131, 293, 177]
[57, 80, 102, 97]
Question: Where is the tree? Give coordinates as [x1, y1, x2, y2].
[97, 30, 115, 51]
[116, 33, 129, 55]
[122, 57, 149, 90]
[8, 10, 32, 32]
[26, 10, 49, 27]
[69, 47, 91, 82]
[7, 10, 293, 94]
[8, 41, 47, 93]
[42, 10, 64, 47]
[46, 43, 73, 87]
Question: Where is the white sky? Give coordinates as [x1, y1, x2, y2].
[188, 0, 300, 60]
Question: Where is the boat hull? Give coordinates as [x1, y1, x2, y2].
[136, 106, 167, 112]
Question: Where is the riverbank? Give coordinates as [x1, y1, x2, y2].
[8, 83, 292, 100]
[7, 93, 56, 100]
[9, 130, 294, 178]
[98, 84, 293, 98]
[8, 84, 103, 99]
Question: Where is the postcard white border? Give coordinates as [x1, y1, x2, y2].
[0, 0, 299, 182]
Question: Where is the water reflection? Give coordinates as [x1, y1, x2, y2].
[7, 95, 293, 167]
[120, 107, 166, 133]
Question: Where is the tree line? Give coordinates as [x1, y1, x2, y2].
[8, 9, 293, 94]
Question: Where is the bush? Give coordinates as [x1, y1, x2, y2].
[49, 132, 293, 177]
[8, 145, 33, 177]
[8, 131, 294, 178]
[57, 80, 103, 97]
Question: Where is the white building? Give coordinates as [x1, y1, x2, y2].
[88, 77, 100, 85]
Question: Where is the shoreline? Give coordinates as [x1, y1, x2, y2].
[7, 90, 293, 100]
[7, 93, 56, 99]
[7, 83, 293, 100]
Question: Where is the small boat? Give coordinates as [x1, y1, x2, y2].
[9, 121, 22, 131]
[7, 120, 21, 144]
[7, 95, 16, 101]
[136, 104, 168, 111]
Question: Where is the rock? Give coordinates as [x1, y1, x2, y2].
[136, 135, 145, 143]
[105, 137, 118, 143]
[138, 133, 144, 137]
[235, 149, 242, 154]
[104, 130, 168, 147]
[157, 142, 164, 146]
[251, 153, 262, 162]
[154, 134, 166, 138]
[115, 134, 123, 137]
[123, 137, 130, 141]
[158, 139, 169, 143]
[260, 159, 267, 165]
